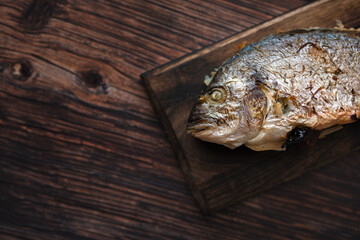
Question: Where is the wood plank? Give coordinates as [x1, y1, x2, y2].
[1, 0, 359, 239]
[142, 0, 360, 213]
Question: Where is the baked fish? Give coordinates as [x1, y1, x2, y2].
[187, 28, 360, 151]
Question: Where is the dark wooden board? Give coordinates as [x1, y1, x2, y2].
[2, 0, 360, 239]
[142, 0, 360, 214]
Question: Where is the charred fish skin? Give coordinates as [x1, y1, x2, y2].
[187, 28, 360, 151]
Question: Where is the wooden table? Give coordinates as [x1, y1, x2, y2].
[0, 0, 359, 239]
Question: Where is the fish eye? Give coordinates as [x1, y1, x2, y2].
[208, 88, 226, 103]
[210, 90, 222, 101]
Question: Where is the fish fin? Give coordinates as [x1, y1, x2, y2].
[282, 127, 310, 149]
[244, 86, 267, 128]
[351, 111, 360, 120]
[318, 125, 343, 139]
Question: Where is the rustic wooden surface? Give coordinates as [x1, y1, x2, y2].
[142, 0, 360, 214]
[0, 0, 359, 239]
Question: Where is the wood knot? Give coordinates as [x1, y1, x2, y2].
[11, 60, 33, 81]
[22, 0, 58, 31]
[81, 70, 104, 89]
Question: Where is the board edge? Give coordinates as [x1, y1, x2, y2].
[141, 73, 211, 214]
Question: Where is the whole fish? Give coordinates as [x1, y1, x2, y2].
[187, 28, 360, 151]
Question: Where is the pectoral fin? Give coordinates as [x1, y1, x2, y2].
[282, 127, 310, 149]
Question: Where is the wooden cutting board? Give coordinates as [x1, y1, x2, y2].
[141, 0, 360, 214]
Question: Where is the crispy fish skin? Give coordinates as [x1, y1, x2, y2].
[187, 28, 360, 151]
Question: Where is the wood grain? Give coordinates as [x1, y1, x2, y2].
[142, 0, 360, 214]
[1, 0, 359, 239]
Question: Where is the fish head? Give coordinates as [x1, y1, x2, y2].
[187, 66, 268, 149]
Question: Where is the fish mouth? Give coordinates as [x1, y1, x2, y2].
[187, 122, 210, 134]
[186, 118, 215, 135]
[187, 103, 216, 135]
